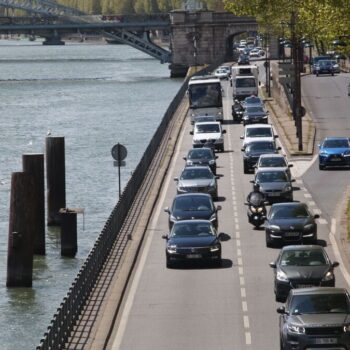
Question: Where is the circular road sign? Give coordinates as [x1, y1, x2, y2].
[111, 143, 127, 161]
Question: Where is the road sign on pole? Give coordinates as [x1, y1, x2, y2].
[111, 143, 127, 199]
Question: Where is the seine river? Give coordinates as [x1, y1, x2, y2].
[0, 39, 182, 349]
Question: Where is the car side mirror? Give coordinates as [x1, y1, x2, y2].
[291, 179, 296, 182]
[222, 130, 227, 134]
[314, 214, 320, 219]
[269, 262, 276, 268]
[274, 135, 279, 138]
[215, 176, 220, 179]
[244, 202, 249, 205]
[218, 232, 225, 241]
[216, 205, 222, 211]
[240, 136, 244, 139]
[190, 131, 194, 135]
[277, 306, 286, 314]
[332, 261, 340, 268]
[164, 207, 170, 213]
[241, 147, 245, 151]
[249, 180, 255, 183]
[162, 234, 168, 240]
[288, 164, 293, 168]
[215, 156, 218, 159]
[183, 157, 187, 160]
[277, 147, 282, 150]
[174, 177, 179, 181]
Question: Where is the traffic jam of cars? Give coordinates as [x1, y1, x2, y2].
[161, 43, 350, 349]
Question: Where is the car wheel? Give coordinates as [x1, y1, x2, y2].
[266, 232, 274, 248]
[243, 162, 249, 174]
[319, 163, 325, 170]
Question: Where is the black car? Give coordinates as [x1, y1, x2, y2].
[183, 147, 218, 174]
[242, 105, 269, 126]
[270, 245, 339, 302]
[278, 287, 350, 350]
[242, 140, 281, 174]
[162, 220, 223, 268]
[315, 59, 335, 76]
[164, 193, 221, 229]
[265, 202, 319, 247]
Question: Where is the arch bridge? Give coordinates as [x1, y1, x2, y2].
[0, 1, 258, 76]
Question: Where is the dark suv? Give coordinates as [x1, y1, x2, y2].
[315, 60, 335, 76]
[278, 287, 350, 350]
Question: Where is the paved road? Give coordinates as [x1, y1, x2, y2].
[300, 73, 350, 223]
[105, 76, 350, 350]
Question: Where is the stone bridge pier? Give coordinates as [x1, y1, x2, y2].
[169, 11, 259, 77]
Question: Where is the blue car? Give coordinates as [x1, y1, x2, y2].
[318, 137, 350, 170]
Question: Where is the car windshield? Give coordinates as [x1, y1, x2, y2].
[180, 168, 213, 180]
[281, 250, 327, 266]
[195, 124, 220, 133]
[171, 222, 215, 237]
[323, 139, 349, 148]
[246, 142, 275, 152]
[259, 157, 287, 167]
[256, 171, 288, 183]
[290, 293, 350, 315]
[244, 97, 262, 105]
[188, 149, 213, 160]
[246, 128, 272, 137]
[173, 196, 213, 211]
[270, 205, 309, 219]
[236, 78, 256, 88]
[246, 106, 265, 114]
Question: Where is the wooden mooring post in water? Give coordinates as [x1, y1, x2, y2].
[6, 172, 36, 287]
[22, 153, 45, 255]
[46, 136, 66, 226]
[59, 208, 83, 257]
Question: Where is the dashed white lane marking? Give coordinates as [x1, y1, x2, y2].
[304, 193, 312, 198]
[245, 332, 252, 345]
[330, 219, 350, 287]
[241, 288, 246, 298]
[242, 301, 248, 312]
[238, 257, 243, 266]
[308, 201, 316, 206]
[240, 276, 245, 286]
[237, 248, 242, 256]
[243, 315, 250, 328]
[312, 208, 322, 215]
[239, 267, 244, 275]
[318, 218, 328, 225]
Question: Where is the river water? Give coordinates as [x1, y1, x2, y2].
[0, 39, 182, 349]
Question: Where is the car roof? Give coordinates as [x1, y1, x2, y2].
[188, 147, 213, 153]
[323, 136, 349, 141]
[281, 244, 324, 252]
[256, 167, 288, 173]
[182, 165, 211, 170]
[290, 287, 347, 296]
[195, 121, 221, 126]
[246, 139, 275, 145]
[173, 219, 213, 225]
[271, 202, 306, 209]
[259, 154, 285, 158]
[174, 193, 212, 199]
[245, 124, 272, 129]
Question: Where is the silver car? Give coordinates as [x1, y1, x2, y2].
[252, 168, 295, 203]
[255, 154, 293, 180]
[174, 166, 219, 199]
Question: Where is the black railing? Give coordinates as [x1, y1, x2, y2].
[36, 77, 190, 350]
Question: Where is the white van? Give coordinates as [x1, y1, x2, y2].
[232, 75, 258, 100]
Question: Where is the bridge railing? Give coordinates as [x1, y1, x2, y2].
[36, 74, 191, 350]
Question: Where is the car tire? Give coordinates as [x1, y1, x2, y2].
[319, 163, 325, 170]
[243, 162, 249, 174]
[266, 232, 274, 248]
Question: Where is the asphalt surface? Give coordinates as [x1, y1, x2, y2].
[104, 74, 350, 350]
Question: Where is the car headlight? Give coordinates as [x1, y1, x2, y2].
[250, 206, 257, 213]
[287, 324, 305, 334]
[209, 213, 217, 222]
[187, 160, 193, 165]
[167, 245, 177, 254]
[210, 244, 220, 252]
[343, 324, 350, 332]
[343, 151, 350, 157]
[322, 271, 334, 281]
[284, 185, 292, 192]
[169, 215, 177, 222]
[304, 224, 314, 231]
[276, 270, 289, 282]
[209, 160, 215, 165]
[210, 180, 216, 187]
[319, 151, 328, 156]
[193, 139, 201, 144]
[269, 225, 280, 231]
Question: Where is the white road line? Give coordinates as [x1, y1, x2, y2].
[240, 276, 245, 286]
[237, 257, 243, 266]
[318, 218, 328, 225]
[235, 224, 240, 231]
[237, 248, 242, 256]
[109, 117, 187, 350]
[245, 332, 252, 345]
[239, 267, 244, 275]
[236, 231, 241, 239]
[241, 288, 246, 298]
[243, 315, 250, 328]
[330, 218, 350, 287]
[312, 208, 322, 215]
[304, 193, 312, 198]
[242, 301, 248, 312]
[308, 201, 316, 206]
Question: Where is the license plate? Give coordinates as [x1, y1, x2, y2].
[268, 193, 280, 197]
[315, 338, 337, 345]
[187, 254, 201, 259]
[296, 284, 315, 288]
[285, 232, 300, 237]
[331, 158, 341, 162]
